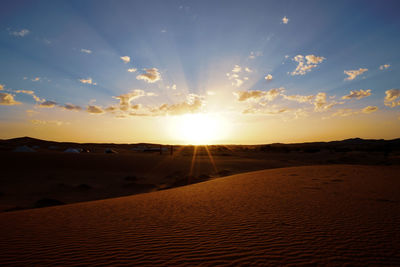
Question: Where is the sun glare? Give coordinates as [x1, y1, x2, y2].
[169, 113, 229, 144]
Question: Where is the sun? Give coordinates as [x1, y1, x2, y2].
[169, 113, 229, 145]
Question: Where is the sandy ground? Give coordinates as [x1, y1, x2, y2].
[1, 165, 399, 265]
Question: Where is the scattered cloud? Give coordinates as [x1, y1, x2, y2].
[171, 84, 177, 90]
[379, 64, 390, 70]
[248, 51, 262, 59]
[79, 77, 96, 85]
[15, 90, 44, 102]
[384, 89, 400, 107]
[342, 89, 371, 100]
[161, 29, 167, 33]
[31, 119, 64, 126]
[87, 105, 105, 114]
[314, 92, 335, 112]
[245, 67, 252, 73]
[11, 29, 30, 37]
[362, 106, 378, 114]
[127, 68, 137, 73]
[265, 74, 273, 81]
[152, 94, 204, 115]
[120, 56, 130, 63]
[39, 100, 57, 108]
[344, 68, 368, 80]
[291, 54, 325, 75]
[63, 103, 82, 111]
[81, 49, 92, 54]
[234, 88, 284, 102]
[136, 68, 161, 83]
[231, 78, 243, 87]
[26, 109, 38, 117]
[0, 84, 3, 90]
[114, 89, 147, 111]
[283, 94, 314, 103]
[282, 16, 289, 24]
[332, 109, 358, 117]
[0, 92, 21, 105]
[32, 77, 40, 82]
[232, 65, 241, 73]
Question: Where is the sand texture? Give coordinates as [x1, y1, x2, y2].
[1, 165, 400, 265]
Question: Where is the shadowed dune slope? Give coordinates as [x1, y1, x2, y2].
[1, 165, 400, 265]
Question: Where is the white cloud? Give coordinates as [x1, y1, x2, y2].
[31, 120, 64, 126]
[232, 65, 242, 73]
[79, 78, 96, 85]
[171, 84, 177, 90]
[0, 92, 20, 105]
[362, 106, 378, 114]
[32, 77, 40, 82]
[87, 105, 104, 114]
[342, 89, 371, 100]
[314, 92, 335, 112]
[120, 56, 130, 63]
[234, 88, 284, 102]
[152, 94, 204, 115]
[15, 90, 44, 102]
[11, 29, 30, 37]
[127, 68, 137, 73]
[113, 89, 148, 111]
[232, 79, 243, 87]
[344, 68, 368, 80]
[81, 49, 92, 54]
[379, 64, 391, 70]
[384, 89, 400, 107]
[0, 84, 4, 91]
[282, 16, 289, 24]
[332, 109, 358, 117]
[245, 67, 252, 73]
[265, 74, 273, 81]
[283, 94, 314, 103]
[291, 54, 325, 75]
[248, 51, 262, 59]
[136, 68, 161, 83]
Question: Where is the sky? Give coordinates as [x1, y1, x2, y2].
[0, 0, 399, 144]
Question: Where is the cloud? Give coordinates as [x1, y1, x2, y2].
[0, 84, 3, 90]
[81, 49, 92, 54]
[379, 64, 390, 70]
[344, 68, 368, 80]
[283, 94, 314, 103]
[79, 78, 96, 85]
[248, 51, 262, 59]
[232, 79, 243, 87]
[63, 103, 82, 111]
[87, 105, 105, 114]
[232, 65, 241, 73]
[314, 92, 335, 112]
[282, 16, 289, 24]
[0, 92, 21, 105]
[11, 29, 30, 37]
[242, 107, 289, 115]
[362, 106, 378, 114]
[120, 56, 130, 63]
[39, 100, 57, 108]
[384, 89, 400, 107]
[31, 120, 64, 126]
[152, 94, 203, 115]
[113, 89, 148, 111]
[332, 109, 358, 117]
[342, 89, 371, 100]
[234, 88, 284, 102]
[15, 90, 44, 102]
[245, 67, 252, 73]
[32, 77, 40, 82]
[136, 68, 161, 83]
[127, 68, 137, 72]
[291, 54, 325, 75]
[265, 74, 273, 81]
[171, 84, 177, 90]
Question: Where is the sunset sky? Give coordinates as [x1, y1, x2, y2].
[1, 0, 399, 144]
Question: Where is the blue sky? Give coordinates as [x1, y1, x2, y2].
[0, 0, 399, 143]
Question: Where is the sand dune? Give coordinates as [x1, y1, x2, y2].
[1, 165, 400, 265]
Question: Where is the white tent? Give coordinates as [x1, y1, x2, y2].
[13, 145, 36, 152]
[64, 148, 81, 153]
